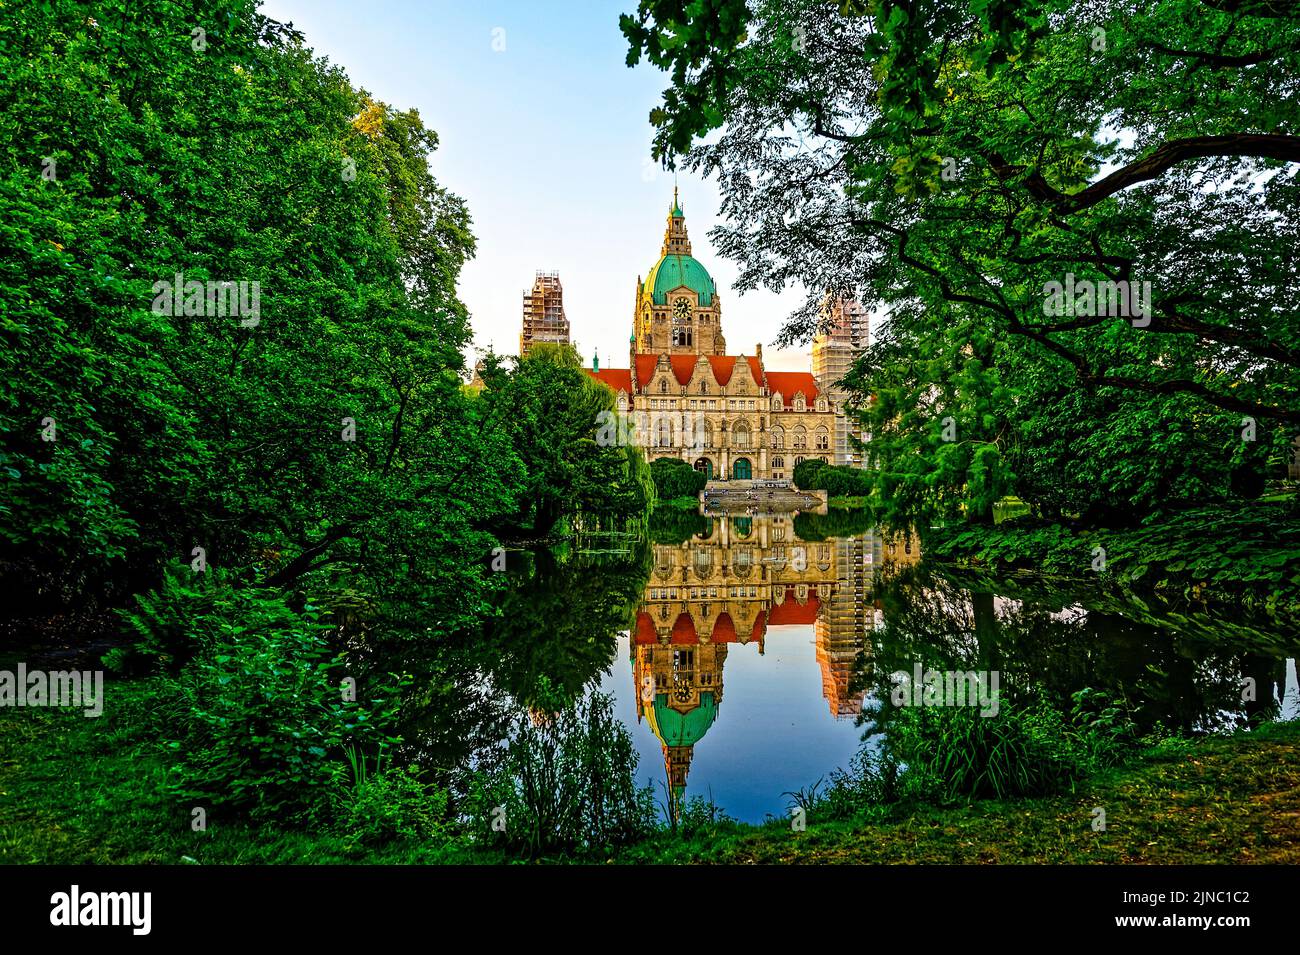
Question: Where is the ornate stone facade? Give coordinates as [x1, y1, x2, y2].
[587, 193, 840, 482]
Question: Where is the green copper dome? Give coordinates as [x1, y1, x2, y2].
[651, 692, 718, 747]
[646, 254, 716, 306]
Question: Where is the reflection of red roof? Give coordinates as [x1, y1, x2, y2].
[635, 612, 658, 645]
[633, 609, 769, 645]
[765, 371, 818, 408]
[671, 612, 697, 644]
[768, 586, 820, 624]
[587, 368, 631, 393]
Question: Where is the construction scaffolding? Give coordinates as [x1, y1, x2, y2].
[519, 270, 570, 357]
[812, 296, 870, 467]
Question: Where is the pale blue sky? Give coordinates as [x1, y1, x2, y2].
[259, 0, 811, 371]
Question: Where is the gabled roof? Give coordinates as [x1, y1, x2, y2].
[765, 371, 819, 408]
[630, 353, 766, 390]
[707, 355, 764, 387]
[586, 355, 821, 402]
[588, 367, 631, 394]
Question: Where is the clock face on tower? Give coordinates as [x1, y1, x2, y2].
[673, 296, 691, 322]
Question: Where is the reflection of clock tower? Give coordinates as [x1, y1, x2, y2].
[633, 189, 727, 356]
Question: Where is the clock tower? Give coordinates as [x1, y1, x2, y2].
[633, 189, 726, 356]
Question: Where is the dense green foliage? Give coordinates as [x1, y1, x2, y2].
[624, 0, 1300, 528]
[649, 456, 707, 500]
[479, 345, 654, 539]
[0, 0, 656, 836]
[468, 692, 659, 856]
[9, 675, 1296, 864]
[792, 458, 871, 497]
[929, 501, 1300, 619]
[163, 591, 404, 822]
[881, 692, 1136, 802]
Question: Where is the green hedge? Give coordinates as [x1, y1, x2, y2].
[650, 457, 707, 501]
[793, 459, 871, 497]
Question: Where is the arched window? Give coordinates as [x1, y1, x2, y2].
[732, 420, 751, 449]
[772, 456, 785, 469]
[794, 393, 806, 412]
[659, 379, 669, 394]
[700, 381, 708, 394]
[816, 397, 827, 413]
[815, 427, 829, 450]
[771, 395, 782, 411]
[770, 426, 784, 449]
[656, 416, 673, 447]
[793, 426, 807, 449]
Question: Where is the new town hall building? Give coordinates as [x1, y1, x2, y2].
[585, 193, 841, 482]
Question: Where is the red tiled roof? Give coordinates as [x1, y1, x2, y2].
[633, 353, 767, 391]
[634, 609, 768, 645]
[765, 371, 818, 408]
[587, 368, 632, 394]
[634, 354, 705, 388]
[706, 355, 737, 385]
[591, 355, 808, 404]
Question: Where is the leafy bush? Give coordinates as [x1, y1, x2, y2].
[164, 590, 404, 823]
[650, 457, 707, 501]
[886, 698, 1093, 802]
[112, 563, 225, 673]
[817, 748, 904, 819]
[674, 794, 735, 837]
[792, 457, 827, 490]
[810, 690, 1139, 818]
[793, 459, 871, 497]
[469, 691, 658, 856]
[333, 749, 452, 846]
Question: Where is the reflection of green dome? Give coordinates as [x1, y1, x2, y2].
[650, 692, 718, 747]
[646, 254, 716, 306]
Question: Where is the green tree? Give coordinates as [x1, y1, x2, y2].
[624, 0, 1300, 524]
[481, 344, 653, 539]
[650, 456, 707, 500]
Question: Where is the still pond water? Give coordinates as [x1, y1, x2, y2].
[498, 510, 1299, 824]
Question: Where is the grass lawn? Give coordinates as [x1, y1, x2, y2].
[618, 722, 1300, 864]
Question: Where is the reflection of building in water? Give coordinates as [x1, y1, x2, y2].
[815, 535, 873, 718]
[867, 527, 922, 569]
[634, 516, 925, 804]
[813, 528, 923, 718]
